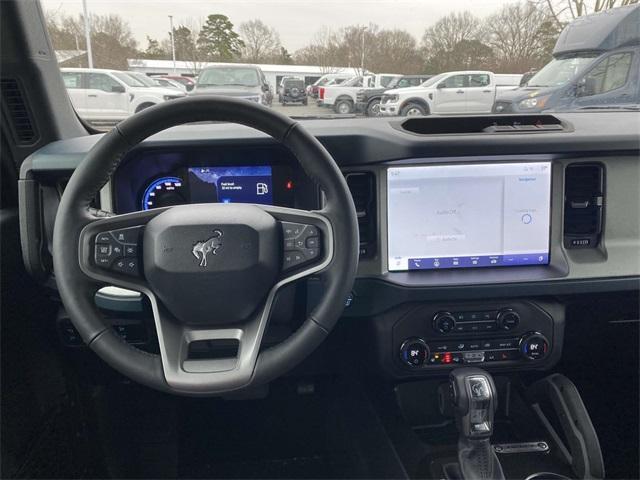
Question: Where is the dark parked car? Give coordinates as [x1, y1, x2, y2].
[279, 77, 308, 105]
[355, 74, 433, 116]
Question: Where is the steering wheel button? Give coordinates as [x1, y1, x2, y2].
[306, 236, 319, 248]
[96, 232, 113, 244]
[124, 245, 138, 257]
[113, 258, 140, 276]
[109, 226, 143, 245]
[281, 221, 307, 239]
[284, 238, 295, 249]
[303, 226, 319, 237]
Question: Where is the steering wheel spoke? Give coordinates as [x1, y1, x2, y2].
[78, 208, 169, 291]
[260, 205, 334, 283]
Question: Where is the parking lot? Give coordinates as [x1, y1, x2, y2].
[89, 100, 354, 131]
[271, 101, 332, 117]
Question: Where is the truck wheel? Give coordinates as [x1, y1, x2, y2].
[334, 99, 354, 114]
[400, 102, 427, 117]
[135, 102, 155, 113]
[366, 99, 382, 117]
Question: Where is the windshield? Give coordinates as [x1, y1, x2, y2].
[42, 0, 639, 128]
[197, 67, 260, 87]
[421, 73, 447, 88]
[112, 72, 146, 87]
[526, 55, 599, 87]
[128, 72, 158, 87]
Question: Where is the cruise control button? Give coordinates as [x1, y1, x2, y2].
[110, 226, 143, 244]
[95, 243, 120, 267]
[124, 244, 138, 257]
[96, 232, 113, 244]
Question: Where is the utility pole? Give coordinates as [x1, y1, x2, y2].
[82, 0, 94, 68]
[360, 26, 367, 75]
[169, 15, 177, 72]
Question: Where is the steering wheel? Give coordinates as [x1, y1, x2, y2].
[53, 97, 359, 395]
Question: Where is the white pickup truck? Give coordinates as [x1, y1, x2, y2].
[379, 71, 521, 116]
[61, 68, 186, 124]
[319, 73, 402, 114]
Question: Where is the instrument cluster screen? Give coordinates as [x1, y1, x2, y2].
[188, 166, 273, 205]
[387, 162, 552, 271]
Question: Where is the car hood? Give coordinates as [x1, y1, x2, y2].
[495, 86, 558, 103]
[132, 86, 186, 96]
[190, 86, 261, 97]
[384, 86, 430, 95]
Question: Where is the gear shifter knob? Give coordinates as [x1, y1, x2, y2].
[450, 368, 505, 480]
[450, 367, 498, 439]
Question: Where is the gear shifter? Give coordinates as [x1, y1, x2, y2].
[450, 367, 505, 480]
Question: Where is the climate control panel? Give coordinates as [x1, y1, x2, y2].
[399, 332, 549, 368]
[390, 300, 563, 375]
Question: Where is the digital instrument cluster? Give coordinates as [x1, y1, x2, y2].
[112, 147, 302, 214]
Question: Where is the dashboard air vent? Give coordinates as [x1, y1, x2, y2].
[346, 172, 376, 258]
[1, 78, 38, 145]
[563, 163, 604, 249]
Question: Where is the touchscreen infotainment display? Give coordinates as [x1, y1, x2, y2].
[188, 166, 273, 205]
[387, 162, 551, 271]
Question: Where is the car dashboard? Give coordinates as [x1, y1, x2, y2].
[18, 112, 640, 379]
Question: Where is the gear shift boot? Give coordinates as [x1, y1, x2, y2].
[450, 367, 505, 480]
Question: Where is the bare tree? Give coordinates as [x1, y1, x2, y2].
[45, 10, 138, 69]
[365, 29, 423, 74]
[538, 0, 638, 25]
[485, 2, 561, 72]
[239, 20, 282, 63]
[420, 11, 489, 72]
[293, 27, 344, 73]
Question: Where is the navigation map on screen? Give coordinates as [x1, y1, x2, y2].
[387, 162, 551, 271]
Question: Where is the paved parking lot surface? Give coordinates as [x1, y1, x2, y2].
[89, 99, 359, 131]
[271, 101, 336, 116]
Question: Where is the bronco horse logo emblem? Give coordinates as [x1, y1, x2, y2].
[192, 230, 223, 267]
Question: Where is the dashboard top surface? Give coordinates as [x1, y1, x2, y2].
[17, 112, 640, 313]
[20, 112, 640, 174]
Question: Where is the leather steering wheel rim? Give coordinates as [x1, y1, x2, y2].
[53, 96, 359, 395]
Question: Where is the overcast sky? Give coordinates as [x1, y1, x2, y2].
[41, 0, 521, 51]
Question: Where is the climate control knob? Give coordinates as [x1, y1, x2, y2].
[400, 338, 430, 367]
[433, 311, 456, 334]
[519, 332, 549, 360]
[497, 309, 520, 331]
